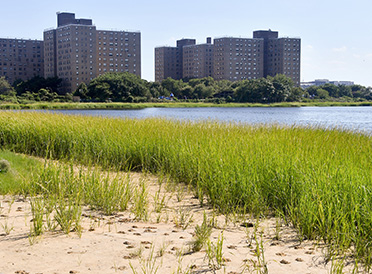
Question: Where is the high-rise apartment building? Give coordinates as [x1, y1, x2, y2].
[183, 38, 213, 79]
[253, 30, 301, 85]
[44, 12, 141, 93]
[154, 47, 181, 81]
[154, 38, 195, 82]
[0, 38, 44, 84]
[96, 30, 140, 78]
[213, 37, 264, 81]
[155, 30, 301, 85]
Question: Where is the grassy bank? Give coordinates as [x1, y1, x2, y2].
[0, 111, 372, 268]
[1, 100, 372, 110]
[0, 150, 42, 194]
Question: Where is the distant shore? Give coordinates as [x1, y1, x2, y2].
[1, 101, 372, 110]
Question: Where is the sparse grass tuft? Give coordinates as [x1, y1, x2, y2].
[190, 212, 212, 252]
[205, 231, 224, 270]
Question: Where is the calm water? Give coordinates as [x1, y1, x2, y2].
[48, 106, 372, 134]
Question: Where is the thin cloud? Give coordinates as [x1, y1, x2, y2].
[328, 60, 347, 66]
[332, 46, 347, 52]
[365, 53, 372, 59]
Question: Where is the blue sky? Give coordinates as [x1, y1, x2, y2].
[1, 0, 372, 86]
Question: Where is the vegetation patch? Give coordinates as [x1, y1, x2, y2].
[0, 159, 11, 173]
[0, 111, 372, 270]
[0, 150, 42, 194]
[1, 73, 372, 106]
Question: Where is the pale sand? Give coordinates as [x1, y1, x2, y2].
[0, 173, 350, 274]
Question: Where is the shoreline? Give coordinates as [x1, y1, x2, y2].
[1, 101, 372, 110]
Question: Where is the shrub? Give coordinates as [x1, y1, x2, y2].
[0, 159, 11, 173]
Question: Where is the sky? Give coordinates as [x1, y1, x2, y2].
[1, 0, 372, 86]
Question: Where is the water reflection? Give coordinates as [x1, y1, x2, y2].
[32, 106, 372, 134]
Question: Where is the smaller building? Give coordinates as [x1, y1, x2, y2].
[301, 79, 355, 89]
[154, 47, 181, 81]
[154, 38, 196, 82]
[0, 38, 44, 84]
[183, 38, 213, 79]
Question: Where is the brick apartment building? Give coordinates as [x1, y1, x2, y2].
[155, 30, 301, 85]
[0, 38, 44, 84]
[213, 37, 264, 81]
[183, 37, 213, 79]
[154, 38, 196, 82]
[253, 30, 301, 86]
[154, 47, 181, 81]
[44, 12, 141, 93]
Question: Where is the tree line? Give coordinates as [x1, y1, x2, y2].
[1, 72, 371, 103]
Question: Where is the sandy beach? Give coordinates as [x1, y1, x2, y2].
[0, 173, 347, 274]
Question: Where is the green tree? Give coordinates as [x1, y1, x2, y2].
[350, 85, 372, 100]
[322, 83, 339, 98]
[148, 81, 167, 98]
[0, 77, 15, 96]
[33, 88, 57, 102]
[316, 88, 329, 99]
[88, 72, 150, 102]
[338, 85, 353, 98]
[188, 77, 215, 88]
[234, 78, 275, 103]
[14, 76, 62, 95]
[306, 86, 319, 98]
[287, 87, 306, 102]
[180, 85, 193, 99]
[193, 84, 213, 99]
[161, 78, 186, 98]
[267, 74, 294, 102]
[74, 83, 90, 100]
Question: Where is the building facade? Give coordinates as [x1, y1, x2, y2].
[44, 12, 141, 93]
[183, 38, 213, 79]
[253, 30, 301, 85]
[213, 37, 264, 81]
[0, 38, 44, 84]
[96, 30, 140, 77]
[154, 47, 181, 81]
[301, 79, 354, 89]
[155, 30, 301, 85]
[154, 38, 196, 82]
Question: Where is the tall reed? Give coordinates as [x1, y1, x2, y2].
[1, 111, 372, 268]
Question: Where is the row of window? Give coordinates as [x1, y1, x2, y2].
[98, 68, 136, 73]
[98, 63, 133, 67]
[0, 66, 41, 71]
[0, 63, 41, 67]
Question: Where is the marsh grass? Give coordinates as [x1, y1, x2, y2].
[153, 183, 168, 213]
[205, 231, 224, 270]
[253, 229, 268, 274]
[190, 212, 213, 253]
[173, 206, 193, 230]
[85, 170, 132, 215]
[0, 150, 42, 194]
[24, 160, 137, 237]
[132, 180, 149, 221]
[30, 197, 45, 236]
[1, 111, 372, 269]
[0, 219, 14, 235]
[130, 244, 159, 274]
